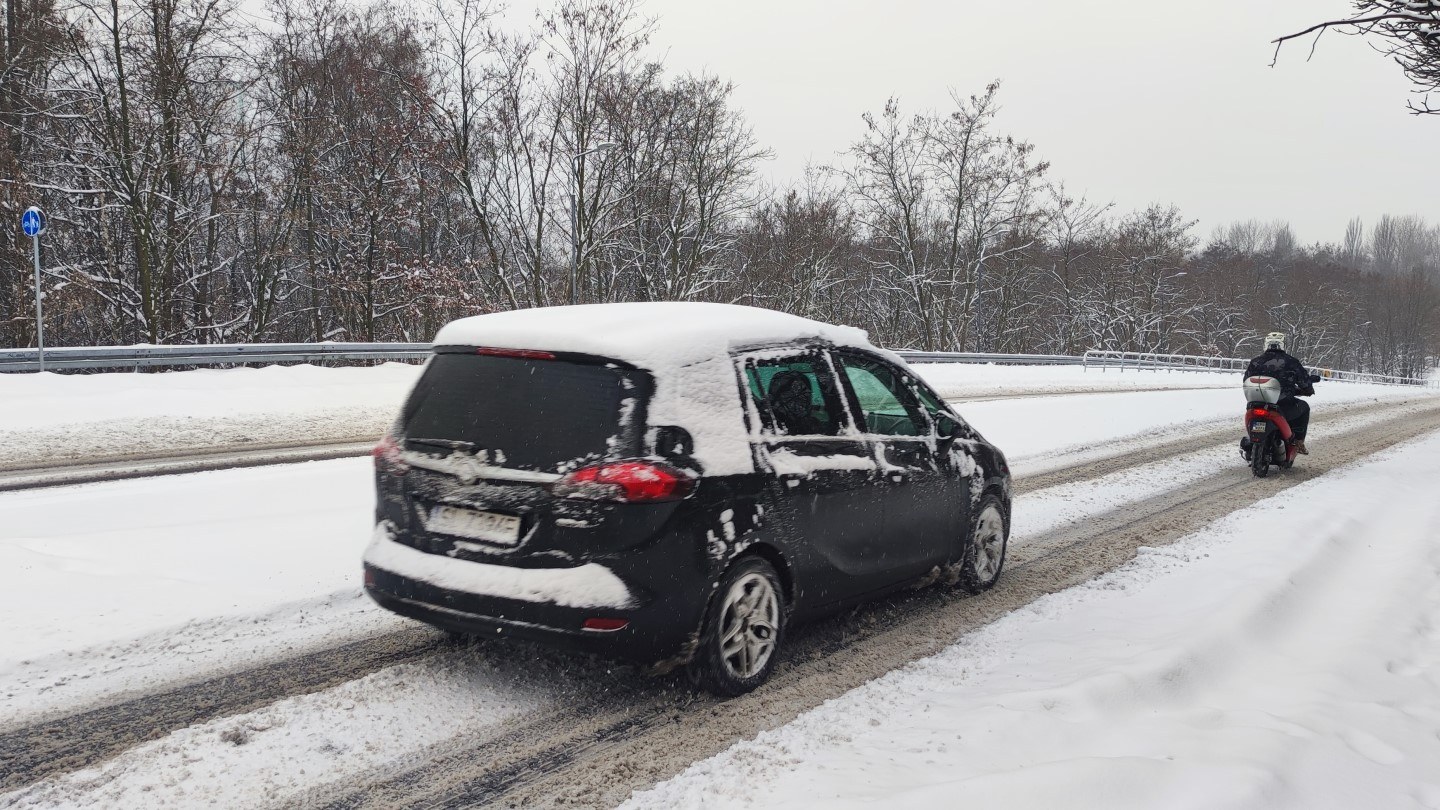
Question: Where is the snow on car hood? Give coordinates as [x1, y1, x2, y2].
[433, 303, 880, 476]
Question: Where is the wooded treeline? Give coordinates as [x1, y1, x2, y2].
[2, 0, 1436, 374]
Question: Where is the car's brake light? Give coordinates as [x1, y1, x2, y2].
[372, 434, 410, 476]
[552, 460, 695, 503]
[476, 347, 556, 360]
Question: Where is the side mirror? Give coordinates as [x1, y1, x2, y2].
[934, 412, 963, 441]
[652, 425, 694, 460]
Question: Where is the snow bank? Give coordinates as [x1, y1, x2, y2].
[0, 363, 421, 469]
[623, 431, 1440, 810]
[913, 363, 1238, 400]
[0, 458, 376, 673]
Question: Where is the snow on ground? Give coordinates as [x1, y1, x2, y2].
[0, 649, 559, 810]
[0, 366, 1431, 728]
[0, 458, 406, 725]
[622, 430, 1440, 810]
[915, 363, 1235, 400]
[0, 363, 421, 468]
[3, 404, 1433, 809]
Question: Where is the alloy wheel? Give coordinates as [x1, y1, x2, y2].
[972, 504, 1006, 584]
[717, 572, 780, 680]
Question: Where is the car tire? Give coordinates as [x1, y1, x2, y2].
[690, 556, 786, 697]
[959, 495, 1008, 594]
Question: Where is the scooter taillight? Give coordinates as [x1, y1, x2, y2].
[1247, 407, 1271, 420]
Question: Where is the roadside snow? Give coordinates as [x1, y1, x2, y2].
[622, 431, 1440, 810]
[914, 363, 1237, 400]
[0, 363, 420, 469]
[0, 458, 390, 726]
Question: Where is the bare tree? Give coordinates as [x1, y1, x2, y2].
[1274, 1, 1440, 114]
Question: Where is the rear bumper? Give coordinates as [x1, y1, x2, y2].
[362, 522, 707, 665]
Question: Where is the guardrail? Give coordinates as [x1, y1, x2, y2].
[1081, 349, 1438, 388]
[896, 351, 1082, 366]
[0, 342, 432, 372]
[0, 342, 1434, 388]
[1082, 350, 1248, 374]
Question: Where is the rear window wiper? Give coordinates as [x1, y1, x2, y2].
[404, 437, 478, 453]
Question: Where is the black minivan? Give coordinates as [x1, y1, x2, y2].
[364, 303, 1010, 694]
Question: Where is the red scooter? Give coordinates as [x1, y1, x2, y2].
[1239, 374, 1319, 478]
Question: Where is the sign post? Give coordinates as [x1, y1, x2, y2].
[20, 206, 46, 372]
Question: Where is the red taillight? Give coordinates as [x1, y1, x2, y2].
[582, 617, 629, 632]
[552, 460, 695, 503]
[476, 347, 555, 360]
[372, 434, 410, 475]
[1247, 407, 1271, 420]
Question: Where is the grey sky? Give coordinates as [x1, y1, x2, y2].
[511, 0, 1436, 246]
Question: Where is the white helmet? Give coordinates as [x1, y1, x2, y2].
[1264, 332, 1286, 351]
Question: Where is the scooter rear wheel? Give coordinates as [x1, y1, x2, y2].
[1251, 433, 1273, 478]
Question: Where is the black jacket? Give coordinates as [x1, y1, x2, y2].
[1243, 348, 1314, 398]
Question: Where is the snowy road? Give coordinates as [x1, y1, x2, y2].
[0, 368, 1434, 801]
[2, 383, 1439, 807]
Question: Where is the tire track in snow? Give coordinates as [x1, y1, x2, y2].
[295, 399, 1440, 810]
[2, 394, 1436, 797]
[0, 630, 440, 792]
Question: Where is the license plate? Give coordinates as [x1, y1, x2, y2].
[427, 505, 521, 545]
[1251, 422, 1267, 433]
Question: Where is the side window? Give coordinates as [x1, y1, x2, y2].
[914, 383, 950, 423]
[837, 355, 926, 437]
[743, 355, 843, 437]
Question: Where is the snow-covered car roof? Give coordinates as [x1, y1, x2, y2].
[432, 302, 883, 476]
[433, 302, 873, 365]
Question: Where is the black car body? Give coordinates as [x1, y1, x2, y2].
[363, 303, 1011, 691]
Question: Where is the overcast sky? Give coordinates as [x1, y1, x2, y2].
[508, 0, 1435, 246]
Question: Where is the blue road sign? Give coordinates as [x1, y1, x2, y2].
[21, 207, 46, 237]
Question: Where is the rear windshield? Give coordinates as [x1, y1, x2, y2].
[401, 352, 646, 472]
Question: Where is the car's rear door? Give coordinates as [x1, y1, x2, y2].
[737, 348, 889, 604]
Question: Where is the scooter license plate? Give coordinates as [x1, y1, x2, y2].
[1250, 422, 1267, 433]
[427, 505, 521, 545]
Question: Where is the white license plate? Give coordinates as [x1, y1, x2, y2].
[1251, 423, 1267, 432]
[427, 505, 521, 545]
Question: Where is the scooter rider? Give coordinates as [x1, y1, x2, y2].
[1243, 332, 1315, 454]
